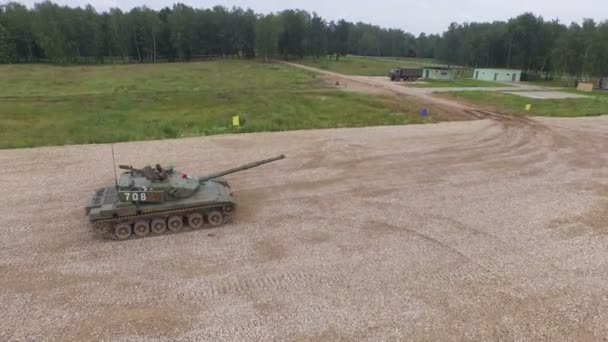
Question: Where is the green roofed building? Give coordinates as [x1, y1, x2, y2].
[473, 68, 522, 82]
[421, 66, 456, 80]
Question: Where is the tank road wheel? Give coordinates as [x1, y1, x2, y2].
[94, 223, 110, 235]
[188, 213, 204, 229]
[133, 220, 150, 237]
[151, 218, 167, 235]
[114, 223, 132, 240]
[167, 215, 184, 232]
[206, 210, 224, 227]
[223, 204, 235, 215]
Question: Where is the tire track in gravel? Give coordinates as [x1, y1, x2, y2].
[284, 62, 572, 183]
[366, 219, 496, 275]
[204, 271, 322, 297]
[197, 319, 267, 341]
[306, 61, 604, 175]
[182, 264, 347, 300]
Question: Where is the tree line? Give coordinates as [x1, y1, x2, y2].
[434, 14, 608, 78]
[0, 2, 606, 77]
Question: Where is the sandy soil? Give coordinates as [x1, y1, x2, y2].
[1, 114, 607, 340]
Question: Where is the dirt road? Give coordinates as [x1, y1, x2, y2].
[355, 75, 545, 93]
[1, 114, 607, 340]
[284, 62, 544, 119]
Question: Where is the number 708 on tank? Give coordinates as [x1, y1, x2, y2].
[118, 191, 164, 203]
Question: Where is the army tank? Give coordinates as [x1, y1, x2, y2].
[85, 155, 285, 240]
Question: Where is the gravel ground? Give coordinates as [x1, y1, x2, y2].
[1, 116, 607, 341]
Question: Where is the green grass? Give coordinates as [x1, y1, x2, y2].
[410, 78, 512, 88]
[297, 55, 440, 76]
[524, 79, 577, 88]
[441, 90, 608, 117]
[0, 60, 433, 149]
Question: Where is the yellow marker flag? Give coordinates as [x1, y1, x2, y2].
[232, 116, 240, 127]
[525, 104, 532, 111]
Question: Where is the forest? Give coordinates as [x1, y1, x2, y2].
[0, 1, 607, 77]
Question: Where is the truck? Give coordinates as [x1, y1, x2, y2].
[388, 68, 423, 82]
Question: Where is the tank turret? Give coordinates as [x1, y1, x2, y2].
[85, 155, 285, 240]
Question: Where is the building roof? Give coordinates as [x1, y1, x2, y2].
[474, 68, 522, 72]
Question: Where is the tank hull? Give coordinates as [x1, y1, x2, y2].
[86, 179, 236, 240]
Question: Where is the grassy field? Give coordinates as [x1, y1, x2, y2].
[297, 55, 439, 76]
[410, 78, 511, 88]
[524, 79, 577, 88]
[441, 90, 608, 117]
[0, 60, 436, 149]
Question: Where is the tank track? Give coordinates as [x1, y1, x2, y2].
[91, 202, 235, 240]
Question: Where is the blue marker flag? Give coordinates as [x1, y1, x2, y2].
[421, 108, 428, 117]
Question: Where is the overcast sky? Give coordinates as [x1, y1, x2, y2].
[13, 0, 608, 35]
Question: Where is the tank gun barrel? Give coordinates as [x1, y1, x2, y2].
[118, 165, 143, 173]
[199, 154, 285, 183]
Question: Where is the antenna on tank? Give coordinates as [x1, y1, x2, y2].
[111, 144, 118, 189]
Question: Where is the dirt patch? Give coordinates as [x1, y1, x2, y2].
[318, 74, 388, 96]
[253, 238, 289, 262]
[67, 306, 190, 341]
